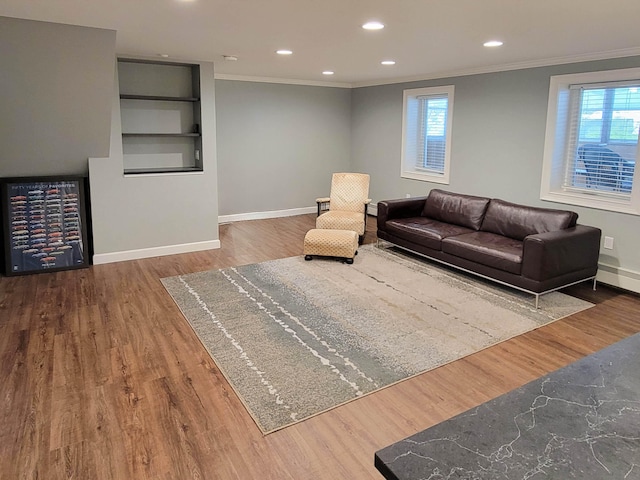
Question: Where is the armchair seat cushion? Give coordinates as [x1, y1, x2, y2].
[442, 231, 523, 275]
[385, 217, 473, 250]
[317, 211, 365, 235]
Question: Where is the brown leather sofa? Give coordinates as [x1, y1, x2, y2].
[377, 189, 601, 306]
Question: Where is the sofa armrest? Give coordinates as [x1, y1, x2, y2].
[377, 197, 428, 230]
[521, 225, 602, 281]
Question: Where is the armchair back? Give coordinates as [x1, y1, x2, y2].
[329, 173, 370, 213]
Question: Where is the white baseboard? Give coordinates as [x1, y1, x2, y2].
[219, 206, 316, 224]
[219, 205, 378, 224]
[92, 239, 221, 265]
[597, 262, 640, 294]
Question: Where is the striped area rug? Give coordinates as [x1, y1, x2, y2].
[161, 245, 593, 434]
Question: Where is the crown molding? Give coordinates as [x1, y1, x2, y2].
[212, 48, 640, 89]
[351, 47, 640, 88]
[214, 73, 352, 88]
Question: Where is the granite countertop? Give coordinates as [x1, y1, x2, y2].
[375, 333, 640, 479]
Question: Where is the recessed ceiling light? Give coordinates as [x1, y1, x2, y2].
[381, 60, 396, 66]
[276, 49, 293, 55]
[362, 21, 384, 30]
[223, 55, 238, 61]
[483, 40, 503, 47]
[322, 71, 334, 75]
[159, 54, 170, 58]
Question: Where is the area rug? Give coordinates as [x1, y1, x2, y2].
[161, 245, 593, 434]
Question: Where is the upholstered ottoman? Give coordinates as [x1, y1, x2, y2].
[303, 229, 358, 264]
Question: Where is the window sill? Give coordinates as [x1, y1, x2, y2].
[401, 171, 449, 184]
[541, 190, 640, 216]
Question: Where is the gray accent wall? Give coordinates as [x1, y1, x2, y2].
[215, 80, 352, 216]
[351, 56, 640, 287]
[0, 17, 115, 177]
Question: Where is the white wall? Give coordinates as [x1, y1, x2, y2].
[351, 56, 640, 292]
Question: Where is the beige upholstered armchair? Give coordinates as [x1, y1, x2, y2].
[316, 173, 371, 243]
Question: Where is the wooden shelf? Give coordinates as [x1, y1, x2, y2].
[124, 166, 202, 175]
[118, 59, 203, 174]
[122, 133, 200, 137]
[120, 94, 199, 102]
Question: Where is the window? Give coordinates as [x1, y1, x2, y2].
[541, 68, 640, 215]
[401, 85, 454, 183]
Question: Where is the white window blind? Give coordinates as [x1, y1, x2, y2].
[562, 82, 639, 198]
[401, 85, 454, 184]
[541, 68, 640, 215]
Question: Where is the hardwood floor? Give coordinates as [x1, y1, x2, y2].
[1, 214, 639, 480]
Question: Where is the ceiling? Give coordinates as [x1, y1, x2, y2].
[3, 0, 640, 87]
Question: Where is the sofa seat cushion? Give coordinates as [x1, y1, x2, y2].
[385, 217, 474, 250]
[481, 199, 578, 241]
[422, 189, 491, 230]
[442, 231, 523, 274]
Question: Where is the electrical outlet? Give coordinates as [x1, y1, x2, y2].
[405, 193, 411, 198]
[604, 236, 614, 249]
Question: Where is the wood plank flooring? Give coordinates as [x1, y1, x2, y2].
[1, 214, 639, 479]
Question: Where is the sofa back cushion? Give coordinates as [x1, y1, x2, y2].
[481, 199, 578, 240]
[422, 189, 491, 230]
